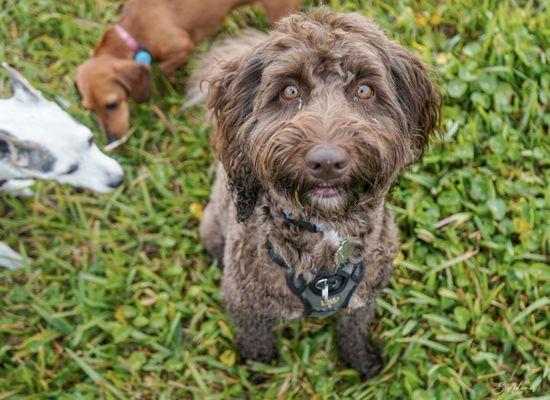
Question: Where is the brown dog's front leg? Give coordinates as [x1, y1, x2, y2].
[336, 303, 383, 380]
[232, 311, 276, 364]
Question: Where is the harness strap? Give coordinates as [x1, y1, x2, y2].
[266, 240, 289, 270]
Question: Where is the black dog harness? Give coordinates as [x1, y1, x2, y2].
[267, 213, 365, 318]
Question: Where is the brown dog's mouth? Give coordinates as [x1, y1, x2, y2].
[309, 184, 344, 199]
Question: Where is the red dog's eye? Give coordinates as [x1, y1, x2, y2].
[282, 85, 300, 100]
[355, 85, 374, 99]
[105, 101, 119, 110]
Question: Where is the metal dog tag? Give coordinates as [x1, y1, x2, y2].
[335, 240, 354, 266]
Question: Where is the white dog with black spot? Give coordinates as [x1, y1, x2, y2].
[0, 63, 124, 269]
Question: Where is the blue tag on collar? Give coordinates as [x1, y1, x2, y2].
[134, 50, 152, 65]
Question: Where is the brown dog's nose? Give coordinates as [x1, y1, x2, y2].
[305, 145, 349, 180]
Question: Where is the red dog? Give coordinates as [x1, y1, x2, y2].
[75, 0, 301, 144]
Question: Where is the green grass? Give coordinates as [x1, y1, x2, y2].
[0, 0, 548, 398]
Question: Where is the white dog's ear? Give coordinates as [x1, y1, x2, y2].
[0, 129, 55, 172]
[0, 129, 20, 159]
[2, 62, 43, 103]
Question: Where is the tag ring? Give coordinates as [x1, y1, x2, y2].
[315, 278, 329, 301]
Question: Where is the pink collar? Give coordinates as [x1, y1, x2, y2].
[114, 24, 140, 53]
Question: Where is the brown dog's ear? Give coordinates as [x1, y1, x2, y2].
[114, 60, 152, 103]
[208, 55, 265, 222]
[388, 45, 442, 156]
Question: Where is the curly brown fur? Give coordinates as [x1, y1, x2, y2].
[185, 30, 269, 109]
[199, 9, 441, 378]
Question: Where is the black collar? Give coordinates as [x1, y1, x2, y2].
[282, 212, 326, 233]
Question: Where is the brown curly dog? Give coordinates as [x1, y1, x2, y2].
[198, 9, 441, 379]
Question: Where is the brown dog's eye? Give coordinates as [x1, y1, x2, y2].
[282, 85, 300, 100]
[105, 101, 119, 111]
[355, 85, 374, 100]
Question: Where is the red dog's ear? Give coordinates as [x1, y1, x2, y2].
[114, 60, 152, 103]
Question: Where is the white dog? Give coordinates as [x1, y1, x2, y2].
[0, 63, 124, 269]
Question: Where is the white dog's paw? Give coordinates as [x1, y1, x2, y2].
[0, 242, 25, 270]
[0, 179, 35, 197]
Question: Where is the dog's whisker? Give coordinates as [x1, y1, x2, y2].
[104, 127, 136, 152]
[294, 190, 305, 208]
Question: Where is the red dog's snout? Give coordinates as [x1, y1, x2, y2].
[305, 145, 349, 180]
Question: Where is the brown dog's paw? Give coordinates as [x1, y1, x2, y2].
[339, 340, 384, 380]
[357, 347, 384, 381]
[237, 345, 277, 365]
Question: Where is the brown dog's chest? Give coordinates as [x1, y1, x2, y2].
[221, 206, 397, 320]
